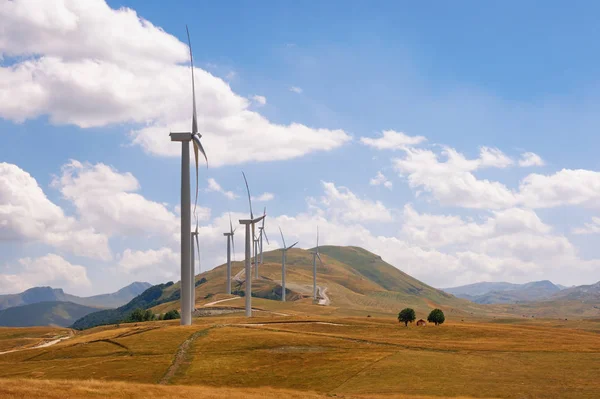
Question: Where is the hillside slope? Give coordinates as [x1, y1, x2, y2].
[0, 301, 98, 327]
[0, 282, 152, 311]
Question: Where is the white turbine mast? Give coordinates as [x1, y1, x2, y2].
[169, 26, 208, 326]
[223, 213, 236, 295]
[279, 226, 298, 302]
[310, 226, 323, 301]
[240, 172, 264, 317]
[191, 230, 199, 311]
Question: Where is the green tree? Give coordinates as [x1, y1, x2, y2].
[398, 308, 416, 326]
[427, 308, 445, 325]
[127, 308, 146, 322]
[163, 310, 180, 320]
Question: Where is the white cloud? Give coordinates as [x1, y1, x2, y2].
[0, 162, 111, 260]
[118, 247, 178, 280]
[369, 171, 392, 190]
[0, 0, 350, 166]
[360, 130, 426, 151]
[393, 143, 600, 210]
[206, 178, 237, 200]
[53, 160, 179, 237]
[251, 95, 266, 106]
[316, 181, 393, 223]
[0, 254, 91, 295]
[289, 86, 303, 94]
[251, 192, 274, 202]
[572, 216, 600, 235]
[519, 152, 545, 167]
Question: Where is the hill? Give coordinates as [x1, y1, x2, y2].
[0, 282, 152, 311]
[149, 246, 482, 319]
[0, 301, 98, 327]
[443, 280, 562, 304]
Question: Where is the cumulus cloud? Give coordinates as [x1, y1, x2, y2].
[251, 95, 266, 106]
[118, 247, 179, 280]
[360, 130, 426, 151]
[369, 171, 392, 190]
[206, 178, 237, 200]
[316, 181, 393, 223]
[0, 254, 91, 294]
[572, 217, 600, 235]
[519, 152, 545, 167]
[251, 192, 274, 202]
[52, 160, 179, 237]
[0, 162, 111, 260]
[0, 0, 350, 166]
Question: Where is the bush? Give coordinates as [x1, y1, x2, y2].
[398, 308, 416, 326]
[427, 308, 445, 325]
[163, 310, 180, 320]
[126, 308, 155, 323]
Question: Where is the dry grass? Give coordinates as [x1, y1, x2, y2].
[0, 315, 599, 398]
[0, 378, 490, 399]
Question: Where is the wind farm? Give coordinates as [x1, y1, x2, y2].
[2, 3, 600, 399]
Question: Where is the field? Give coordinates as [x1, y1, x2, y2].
[0, 311, 598, 398]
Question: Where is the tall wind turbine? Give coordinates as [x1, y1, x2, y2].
[258, 207, 269, 266]
[169, 26, 208, 326]
[310, 227, 323, 301]
[279, 227, 298, 302]
[223, 213, 235, 295]
[240, 172, 264, 317]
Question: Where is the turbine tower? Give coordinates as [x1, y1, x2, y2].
[258, 207, 269, 265]
[310, 227, 323, 301]
[191, 230, 199, 311]
[279, 226, 298, 302]
[241, 172, 264, 317]
[223, 213, 235, 295]
[169, 26, 208, 326]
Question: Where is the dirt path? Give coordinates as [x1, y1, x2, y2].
[233, 266, 248, 283]
[204, 297, 239, 307]
[317, 286, 330, 306]
[0, 331, 73, 355]
[158, 328, 210, 385]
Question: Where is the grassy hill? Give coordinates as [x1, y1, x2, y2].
[0, 301, 98, 327]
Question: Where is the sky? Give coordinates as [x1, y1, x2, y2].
[1, 0, 600, 295]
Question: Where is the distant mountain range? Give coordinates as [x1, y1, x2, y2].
[442, 280, 578, 304]
[0, 301, 99, 327]
[0, 282, 152, 311]
[552, 281, 600, 302]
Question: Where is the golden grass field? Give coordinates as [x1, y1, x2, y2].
[0, 311, 598, 398]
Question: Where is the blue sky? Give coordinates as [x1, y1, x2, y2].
[1, 0, 600, 295]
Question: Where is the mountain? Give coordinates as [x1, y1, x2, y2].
[551, 281, 600, 302]
[442, 280, 562, 304]
[72, 282, 188, 330]
[0, 301, 98, 327]
[0, 282, 152, 311]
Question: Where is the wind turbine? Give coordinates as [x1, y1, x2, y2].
[310, 227, 323, 301]
[240, 172, 264, 317]
[258, 207, 269, 266]
[169, 26, 208, 326]
[223, 213, 236, 295]
[279, 227, 298, 302]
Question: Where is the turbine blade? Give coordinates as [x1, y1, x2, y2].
[316, 226, 319, 249]
[317, 252, 323, 265]
[278, 226, 286, 249]
[192, 134, 208, 166]
[195, 230, 201, 274]
[186, 25, 198, 135]
[261, 207, 266, 228]
[242, 171, 253, 219]
[288, 241, 298, 250]
[231, 233, 236, 262]
[263, 228, 270, 245]
[229, 212, 234, 235]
